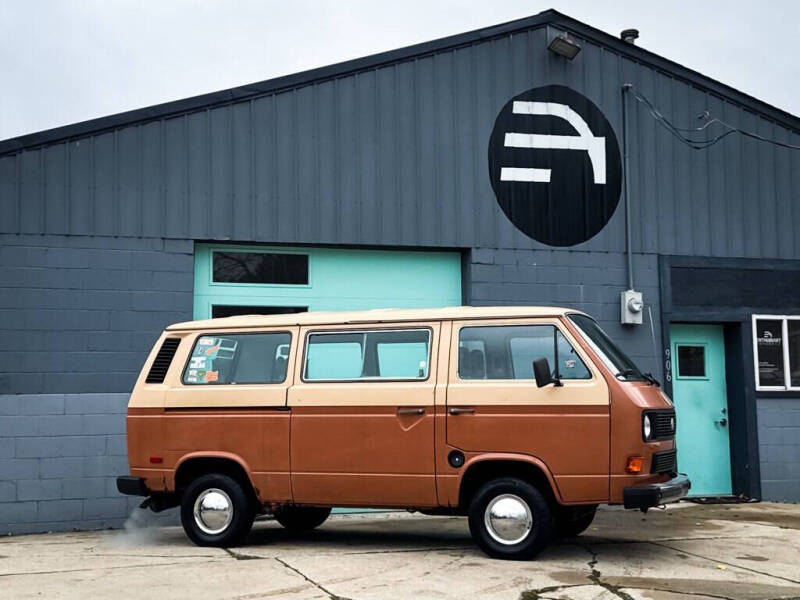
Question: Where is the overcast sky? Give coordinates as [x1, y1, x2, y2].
[2, 0, 799, 141]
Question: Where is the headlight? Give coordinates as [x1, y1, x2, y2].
[643, 414, 652, 440]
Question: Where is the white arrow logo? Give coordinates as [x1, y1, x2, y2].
[500, 101, 606, 184]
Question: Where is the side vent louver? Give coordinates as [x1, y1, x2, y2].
[145, 338, 181, 384]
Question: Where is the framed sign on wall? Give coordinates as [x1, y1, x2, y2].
[752, 315, 800, 391]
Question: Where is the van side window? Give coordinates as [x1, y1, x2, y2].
[458, 325, 590, 380]
[183, 332, 291, 385]
[305, 329, 430, 381]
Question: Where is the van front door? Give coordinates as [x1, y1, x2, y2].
[287, 324, 439, 507]
[446, 319, 610, 503]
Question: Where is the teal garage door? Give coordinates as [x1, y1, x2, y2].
[193, 244, 462, 319]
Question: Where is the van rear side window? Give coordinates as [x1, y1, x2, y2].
[183, 332, 291, 385]
[304, 329, 430, 381]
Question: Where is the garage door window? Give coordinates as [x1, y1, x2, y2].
[212, 251, 308, 285]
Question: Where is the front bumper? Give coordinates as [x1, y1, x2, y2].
[116, 476, 149, 497]
[623, 474, 691, 509]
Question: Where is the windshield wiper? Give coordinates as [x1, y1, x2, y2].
[642, 372, 661, 387]
[616, 369, 640, 380]
[616, 369, 659, 386]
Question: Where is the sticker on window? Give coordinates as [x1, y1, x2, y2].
[182, 332, 291, 385]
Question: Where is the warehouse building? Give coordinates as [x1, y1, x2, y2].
[1, 9, 799, 534]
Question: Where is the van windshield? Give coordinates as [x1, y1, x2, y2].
[568, 314, 646, 381]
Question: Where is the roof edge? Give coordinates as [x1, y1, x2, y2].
[0, 10, 558, 155]
[2, 8, 798, 155]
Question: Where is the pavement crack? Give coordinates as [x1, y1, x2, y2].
[518, 584, 585, 599]
[224, 548, 265, 561]
[650, 541, 800, 585]
[340, 544, 472, 556]
[580, 543, 636, 600]
[0, 559, 223, 578]
[274, 556, 352, 600]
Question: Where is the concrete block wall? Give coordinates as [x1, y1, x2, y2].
[0, 233, 192, 533]
[0, 393, 141, 533]
[468, 248, 663, 378]
[757, 398, 800, 501]
[0, 233, 194, 395]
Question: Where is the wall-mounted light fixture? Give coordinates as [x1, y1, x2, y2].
[547, 32, 581, 60]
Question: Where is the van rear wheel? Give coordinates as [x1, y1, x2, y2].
[274, 506, 332, 532]
[467, 477, 553, 560]
[180, 473, 255, 547]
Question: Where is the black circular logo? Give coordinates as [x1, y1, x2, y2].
[488, 85, 622, 246]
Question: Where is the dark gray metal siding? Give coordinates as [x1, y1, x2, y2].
[2, 25, 799, 258]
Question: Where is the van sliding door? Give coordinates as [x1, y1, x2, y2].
[287, 323, 439, 507]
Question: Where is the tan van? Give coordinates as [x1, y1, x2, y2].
[117, 306, 689, 559]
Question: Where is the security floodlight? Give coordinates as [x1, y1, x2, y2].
[548, 33, 581, 60]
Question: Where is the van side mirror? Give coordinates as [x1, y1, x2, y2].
[533, 358, 562, 388]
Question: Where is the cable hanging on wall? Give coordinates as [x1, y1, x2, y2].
[623, 84, 800, 151]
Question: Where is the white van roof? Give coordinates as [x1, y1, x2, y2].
[166, 306, 585, 331]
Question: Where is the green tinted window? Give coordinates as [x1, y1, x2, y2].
[306, 337, 364, 380]
[304, 329, 430, 381]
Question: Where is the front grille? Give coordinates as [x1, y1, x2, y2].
[651, 449, 677, 474]
[145, 338, 181, 383]
[647, 410, 676, 440]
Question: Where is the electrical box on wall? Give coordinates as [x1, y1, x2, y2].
[621, 289, 644, 325]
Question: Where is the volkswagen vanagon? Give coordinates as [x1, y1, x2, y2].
[117, 306, 689, 559]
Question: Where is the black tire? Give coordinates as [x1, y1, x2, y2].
[467, 477, 553, 560]
[555, 505, 597, 538]
[274, 506, 332, 532]
[180, 473, 255, 547]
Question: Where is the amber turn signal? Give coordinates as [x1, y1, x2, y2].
[625, 456, 643, 474]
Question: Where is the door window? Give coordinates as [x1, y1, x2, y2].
[304, 329, 431, 381]
[676, 345, 707, 378]
[182, 332, 291, 384]
[458, 325, 590, 380]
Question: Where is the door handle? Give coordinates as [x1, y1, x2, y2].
[715, 418, 728, 427]
[448, 407, 476, 415]
[397, 407, 426, 415]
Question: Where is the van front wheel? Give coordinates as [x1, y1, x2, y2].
[274, 506, 332, 532]
[468, 477, 553, 560]
[180, 473, 255, 547]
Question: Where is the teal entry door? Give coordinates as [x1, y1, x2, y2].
[669, 324, 732, 496]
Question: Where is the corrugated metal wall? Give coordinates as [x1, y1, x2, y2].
[1, 25, 799, 258]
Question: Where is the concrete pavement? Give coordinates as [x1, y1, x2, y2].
[1, 502, 799, 600]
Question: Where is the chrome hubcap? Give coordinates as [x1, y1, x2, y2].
[193, 488, 233, 535]
[484, 493, 533, 545]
